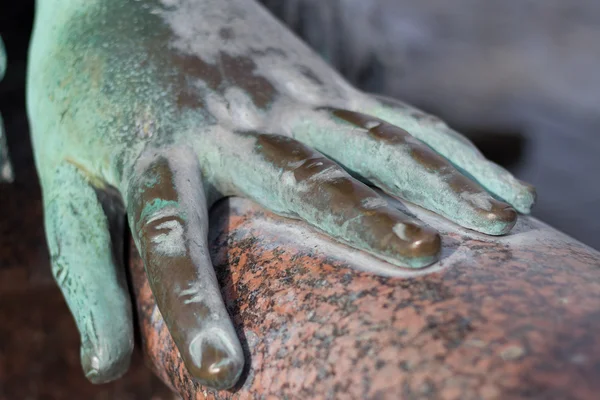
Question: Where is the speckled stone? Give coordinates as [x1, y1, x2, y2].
[130, 197, 600, 400]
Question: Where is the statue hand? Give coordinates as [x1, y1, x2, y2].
[27, 0, 535, 391]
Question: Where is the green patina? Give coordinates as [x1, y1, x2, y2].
[138, 198, 184, 224]
[367, 103, 536, 214]
[22, 0, 537, 390]
[43, 162, 133, 383]
[0, 36, 13, 182]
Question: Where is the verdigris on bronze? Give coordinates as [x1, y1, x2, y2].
[0, 37, 13, 182]
[24, 0, 535, 390]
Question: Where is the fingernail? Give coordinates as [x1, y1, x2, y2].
[515, 183, 537, 213]
[81, 345, 129, 384]
[491, 204, 518, 223]
[482, 202, 518, 235]
[186, 332, 245, 390]
[396, 223, 441, 255]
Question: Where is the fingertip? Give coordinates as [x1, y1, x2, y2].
[395, 225, 442, 268]
[184, 331, 245, 390]
[475, 195, 519, 234]
[81, 343, 132, 384]
[402, 224, 441, 255]
[458, 190, 519, 235]
[411, 231, 442, 259]
[476, 200, 518, 236]
[513, 183, 537, 214]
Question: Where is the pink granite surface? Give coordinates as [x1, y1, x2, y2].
[131, 197, 600, 400]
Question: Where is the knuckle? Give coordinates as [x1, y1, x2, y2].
[292, 157, 344, 183]
[140, 208, 187, 257]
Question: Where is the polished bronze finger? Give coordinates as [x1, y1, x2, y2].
[224, 132, 441, 269]
[127, 150, 243, 389]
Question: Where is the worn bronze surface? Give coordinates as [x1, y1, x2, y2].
[24, 0, 540, 387]
[254, 133, 441, 261]
[330, 108, 518, 232]
[128, 154, 244, 390]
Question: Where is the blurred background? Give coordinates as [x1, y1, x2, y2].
[1, 0, 599, 398]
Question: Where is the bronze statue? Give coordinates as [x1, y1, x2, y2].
[10, 0, 536, 390]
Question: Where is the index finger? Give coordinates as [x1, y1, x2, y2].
[126, 148, 244, 390]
